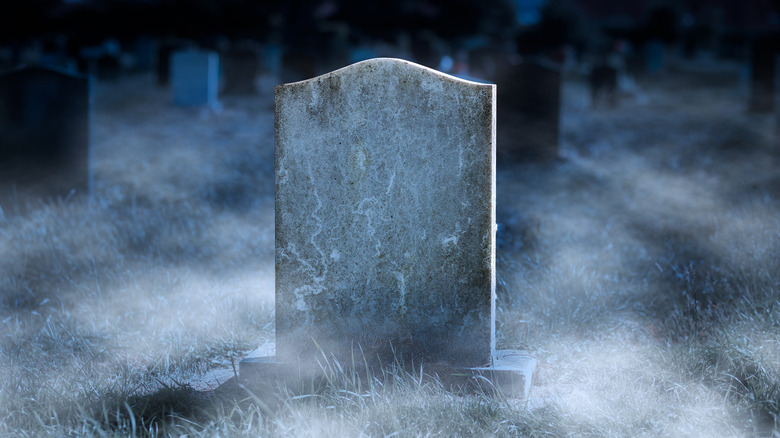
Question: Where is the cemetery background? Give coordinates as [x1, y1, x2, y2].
[0, 60, 778, 436]
[1, 1, 779, 436]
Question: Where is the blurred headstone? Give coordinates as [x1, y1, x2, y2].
[498, 58, 561, 161]
[220, 49, 259, 95]
[775, 54, 780, 138]
[644, 40, 665, 74]
[0, 66, 92, 207]
[273, 58, 495, 367]
[749, 36, 777, 113]
[129, 36, 157, 72]
[171, 50, 220, 108]
[589, 62, 618, 108]
[156, 41, 181, 86]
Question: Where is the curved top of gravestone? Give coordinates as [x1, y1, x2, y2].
[279, 57, 494, 88]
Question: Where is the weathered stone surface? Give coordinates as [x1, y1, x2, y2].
[275, 58, 496, 367]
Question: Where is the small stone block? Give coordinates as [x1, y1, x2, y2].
[240, 345, 537, 400]
[238, 345, 305, 392]
[468, 350, 537, 399]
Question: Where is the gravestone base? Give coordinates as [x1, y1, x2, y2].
[239, 345, 536, 400]
[460, 350, 537, 399]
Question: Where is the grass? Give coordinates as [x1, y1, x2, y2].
[1, 65, 779, 436]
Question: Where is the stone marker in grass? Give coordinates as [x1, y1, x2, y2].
[171, 50, 220, 108]
[0, 65, 92, 208]
[241, 58, 535, 398]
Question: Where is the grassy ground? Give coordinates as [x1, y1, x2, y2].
[0, 64, 778, 437]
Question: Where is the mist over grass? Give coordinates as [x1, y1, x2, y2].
[0, 67, 778, 436]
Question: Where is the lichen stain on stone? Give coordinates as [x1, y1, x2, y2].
[348, 140, 369, 181]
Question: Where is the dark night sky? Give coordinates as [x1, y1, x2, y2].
[2, 0, 778, 44]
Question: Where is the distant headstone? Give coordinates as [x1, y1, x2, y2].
[220, 49, 259, 95]
[0, 66, 92, 205]
[156, 41, 179, 87]
[498, 59, 561, 161]
[129, 36, 157, 72]
[589, 62, 618, 108]
[274, 58, 496, 367]
[775, 54, 780, 138]
[170, 50, 220, 107]
[644, 40, 665, 74]
[749, 36, 777, 113]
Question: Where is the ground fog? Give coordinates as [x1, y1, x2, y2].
[0, 67, 778, 437]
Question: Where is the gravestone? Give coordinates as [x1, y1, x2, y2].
[220, 49, 259, 95]
[776, 54, 780, 138]
[129, 36, 157, 72]
[156, 42, 176, 86]
[498, 58, 561, 162]
[170, 50, 220, 108]
[0, 65, 92, 206]
[589, 62, 618, 108]
[644, 40, 665, 74]
[749, 36, 777, 113]
[242, 58, 536, 398]
[274, 57, 495, 366]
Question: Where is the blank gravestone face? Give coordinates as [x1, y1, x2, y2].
[275, 58, 496, 367]
[0, 66, 91, 204]
[171, 50, 219, 107]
